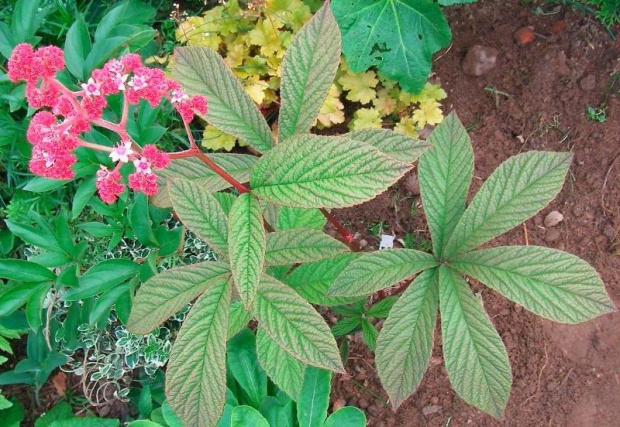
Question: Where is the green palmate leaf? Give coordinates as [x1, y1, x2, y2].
[279, 3, 341, 141]
[256, 329, 305, 401]
[166, 278, 232, 427]
[332, 0, 451, 93]
[284, 253, 361, 306]
[376, 269, 438, 407]
[252, 275, 345, 373]
[228, 193, 266, 308]
[153, 154, 257, 208]
[231, 406, 269, 427]
[347, 129, 431, 163]
[438, 266, 511, 418]
[0, 260, 55, 282]
[331, 317, 361, 337]
[173, 47, 275, 153]
[366, 296, 398, 318]
[451, 246, 616, 323]
[168, 178, 229, 258]
[265, 228, 348, 266]
[228, 301, 252, 339]
[127, 261, 231, 334]
[297, 367, 331, 427]
[277, 207, 326, 231]
[251, 134, 411, 208]
[227, 329, 267, 408]
[328, 249, 436, 297]
[324, 406, 367, 427]
[443, 151, 573, 258]
[418, 112, 474, 259]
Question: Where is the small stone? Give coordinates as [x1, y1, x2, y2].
[500, 308, 510, 316]
[514, 27, 535, 45]
[333, 398, 346, 412]
[551, 20, 567, 34]
[544, 211, 564, 227]
[347, 397, 358, 407]
[603, 224, 616, 240]
[430, 396, 439, 405]
[368, 405, 382, 417]
[579, 74, 596, 91]
[358, 239, 369, 249]
[545, 228, 561, 243]
[515, 305, 523, 313]
[354, 372, 366, 382]
[404, 174, 420, 196]
[572, 205, 584, 218]
[358, 397, 370, 409]
[461, 45, 499, 77]
[422, 405, 442, 416]
[534, 215, 543, 226]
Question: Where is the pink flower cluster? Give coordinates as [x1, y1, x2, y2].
[8, 44, 209, 204]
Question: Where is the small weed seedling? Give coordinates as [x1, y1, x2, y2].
[328, 113, 615, 418]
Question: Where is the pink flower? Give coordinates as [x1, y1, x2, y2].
[142, 145, 170, 169]
[170, 89, 189, 104]
[105, 59, 124, 75]
[96, 167, 125, 203]
[29, 146, 76, 180]
[35, 46, 65, 79]
[8, 44, 64, 84]
[25, 80, 61, 109]
[133, 157, 152, 175]
[174, 95, 208, 122]
[120, 54, 143, 73]
[81, 96, 107, 120]
[81, 77, 102, 97]
[110, 141, 134, 163]
[128, 171, 159, 195]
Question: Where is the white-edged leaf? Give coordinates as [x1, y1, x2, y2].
[279, 3, 341, 141]
[168, 178, 228, 258]
[265, 228, 348, 266]
[166, 278, 232, 427]
[228, 193, 266, 308]
[297, 367, 331, 427]
[173, 47, 275, 152]
[328, 249, 436, 297]
[256, 329, 305, 401]
[252, 275, 345, 373]
[152, 154, 257, 208]
[418, 112, 474, 259]
[127, 261, 230, 335]
[284, 253, 362, 306]
[250, 134, 411, 208]
[347, 129, 431, 163]
[376, 268, 438, 407]
[444, 151, 573, 258]
[438, 266, 511, 419]
[451, 246, 616, 323]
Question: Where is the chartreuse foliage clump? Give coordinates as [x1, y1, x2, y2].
[328, 112, 615, 418]
[128, 4, 427, 425]
[169, 0, 448, 150]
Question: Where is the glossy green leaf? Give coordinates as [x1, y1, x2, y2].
[129, 193, 159, 247]
[324, 406, 367, 427]
[153, 154, 257, 208]
[376, 269, 438, 407]
[169, 178, 229, 258]
[284, 253, 361, 306]
[256, 329, 305, 401]
[252, 275, 344, 373]
[166, 278, 231, 427]
[332, 0, 451, 93]
[227, 329, 268, 407]
[228, 193, 266, 308]
[231, 406, 269, 427]
[438, 266, 511, 418]
[127, 261, 231, 334]
[251, 134, 411, 208]
[63, 260, 140, 301]
[347, 129, 431, 163]
[173, 46, 275, 152]
[443, 151, 573, 258]
[297, 367, 331, 427]
[418, 112, 474, 259]
[328, 249, 436, 297]
[265, 228, 348, 266]
[0, 260, 55, 282]
[279, 3, 341, 141]
[26, 285, 49, 331]
[64, 14, 91, 80]
[451, 246, 616, 323]
[361, 319, 378, 351]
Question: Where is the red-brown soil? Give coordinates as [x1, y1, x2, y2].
[330, 1, 620, 426]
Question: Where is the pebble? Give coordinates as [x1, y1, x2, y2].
[358, 239, 369, 249]
[572, 205, 584, 218]
[404, 174, 420, 196]
[347, 397, 358, 407]
[500, 308, 511, 316]
[603, 224, 616, 240]
[551, 20, 567, 34]
[332, 398, 346, 412]
[579, 74, 596, 91]
[422, 405, 442, 416]
[515, 305, 523, 313]
[461, 45, 499, 77]
[430, 396, 439, 405]
[534, 215, 543, 226]
[514, 27, 535, 45]
[368, 405, 382, 417]
[545, 228, 561, 243]
[358, 397, 370, 409]
[544, 211, 564, 227]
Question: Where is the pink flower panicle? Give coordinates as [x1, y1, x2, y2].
[9, 43, 205, 203]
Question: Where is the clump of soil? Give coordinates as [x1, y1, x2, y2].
[330, 2, 620, 425]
